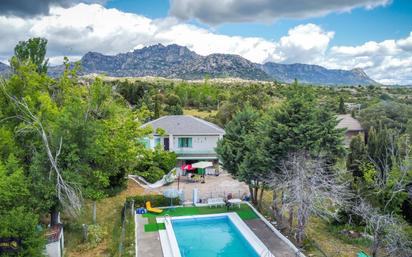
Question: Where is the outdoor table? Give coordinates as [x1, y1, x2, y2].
[228, 199, 242, 208]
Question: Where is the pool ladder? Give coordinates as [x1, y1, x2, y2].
[164, 214, 171, 225]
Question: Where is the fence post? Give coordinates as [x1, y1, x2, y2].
[119, 202, 127, 257]
[82, 224, 88, 242]
[131, 200, 135, 216]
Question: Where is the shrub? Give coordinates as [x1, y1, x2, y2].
[139, 166, 165, 183]
[126, 194, 179, 208]
[87, 224, 107, 248]
[134, 148, 177, 181]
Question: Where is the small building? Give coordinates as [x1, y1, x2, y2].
[336, 114, 364, 146]
[141, 115, 225, 167]
[45, 224, 64, 257]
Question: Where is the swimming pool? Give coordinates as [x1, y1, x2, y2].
[157, 213, 271, 257]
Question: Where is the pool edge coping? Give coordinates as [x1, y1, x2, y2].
[157, 212, 272, 257]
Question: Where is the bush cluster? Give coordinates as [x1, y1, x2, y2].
[126, 194, 180, 207]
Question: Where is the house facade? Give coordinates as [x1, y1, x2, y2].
[141, 115, 225, 166]
[336, 114, 364, 146]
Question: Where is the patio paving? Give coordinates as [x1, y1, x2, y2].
[142, 171, 250, 203]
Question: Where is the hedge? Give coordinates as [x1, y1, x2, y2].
[126, 194, 180, 208]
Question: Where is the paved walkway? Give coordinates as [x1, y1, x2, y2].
[245, 219, 298, 257]
[136, 215, 163, 257]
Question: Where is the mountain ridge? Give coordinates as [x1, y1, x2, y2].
[0, 62, 11, 76]
[3, 44, 378, 85]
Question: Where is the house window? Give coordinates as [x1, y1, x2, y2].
[155, 137, 161, 146]
[139, 138, 150, 148]
[178, 137, 192, 148]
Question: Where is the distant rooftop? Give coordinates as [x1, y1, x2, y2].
[336, 114, 363, 131]
[141, 115, 225, 135]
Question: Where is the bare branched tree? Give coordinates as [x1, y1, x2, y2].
[268, 152, 352, 245]
[1, 82, 82, 217]
[353, 199, 412, 257]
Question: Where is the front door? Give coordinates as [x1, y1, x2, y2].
[164, 138, 169, 151]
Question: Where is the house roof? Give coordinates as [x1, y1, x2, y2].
[141, 115, 225, 135]
[336, 114, 363, 131]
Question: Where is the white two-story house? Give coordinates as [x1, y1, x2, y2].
[141, 115, 225, 167]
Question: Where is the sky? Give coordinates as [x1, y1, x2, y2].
[0, 0, 411, 84]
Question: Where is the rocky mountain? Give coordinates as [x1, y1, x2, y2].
[261, 62, 377, 85]
[49, 44, 270, 80]
[30, 44, 378, 85]
[0, 62, 11, 76]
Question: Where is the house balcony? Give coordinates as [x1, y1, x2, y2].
[173, 149, 216, 155]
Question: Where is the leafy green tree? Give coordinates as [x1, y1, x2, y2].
[216, 106, 264, 204]
[0, 158, 44, 257]
[164, 93, 183, 115]
[0, 208, 44, 257]
[11, 38, 49, 74]
[347, 134, 367, 181]
[134, 146, 177, 183]
[1, 39, 150, 227]
[359, 101, 412, 133]
[263, 84, 344, 169]
[367, 127, 396, 183]
[238, 131, 269, 207]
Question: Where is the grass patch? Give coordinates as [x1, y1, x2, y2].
[306, 217, 372, 257]
[326, 223, 372, 247]
[183, 108, 217, 119]
[144, 223, 165, 232]
[142, 204, 258, 220]
[63, 180, 144, 257]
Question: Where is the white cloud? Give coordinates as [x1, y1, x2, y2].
[327, 36, 412, 85]
[169, 0, 390, 24]
[397, 32, 412, 52]
[0, 3, 411, 84]
[275, 24, 334, 63]
[0, 4, 329, 65]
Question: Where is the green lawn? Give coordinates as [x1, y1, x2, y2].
[142, 204, 258, 232]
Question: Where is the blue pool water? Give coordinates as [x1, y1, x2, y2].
[171, 216, 259, 257]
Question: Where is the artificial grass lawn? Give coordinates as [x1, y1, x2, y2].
[142, 204, 258, 220]
[142, 204, 258, 233]
[144, 222, 166, 232]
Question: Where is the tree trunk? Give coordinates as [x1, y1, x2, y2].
[288, 206, 294, 232]
[296, 212, 306, 246]
[258, 186, 264, 210]
[371, 236, 380, 257]
[92, 201, 97, 224]
[254, 188, 258, 205]
[50, 205, 60, 226]
[272, 190, 281, 220]
[248, 185, 254, 203]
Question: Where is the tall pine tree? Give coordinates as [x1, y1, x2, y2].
[347, 134, 367, 181]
